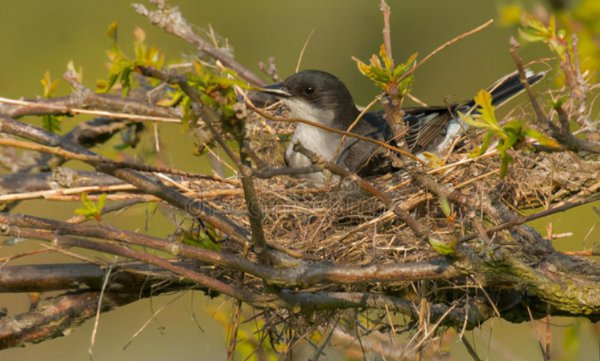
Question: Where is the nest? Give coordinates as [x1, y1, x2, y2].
[172, 108, 600, 267]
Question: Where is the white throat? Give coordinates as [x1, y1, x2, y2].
[282, 98, 335, 126]
[283, 98, 342, 172]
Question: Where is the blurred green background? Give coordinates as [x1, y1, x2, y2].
[0, 0, 598, 360]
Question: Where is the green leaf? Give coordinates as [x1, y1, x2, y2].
[97, 24, 165, 95]
[106, 21, 119, 43]
[74, 193, 107, 221]
[157, 90, 185, 107]
[379, 44, 392, 71]
[428, 236, 456, 256]
[523, 128, 561, 148]
[479, 131, 494, 154]
[370, 53, 383, 69]
[438, 197, 452, 218]
[40, 71, 61, 133]
[40, 70, 59, 98]
[459, 111, 494, 130]
[499, 152, 513, 177]
[518, 27, 547, 42]
[552, 96, 570, 110]
[519, 14, 550, 41]
[42, 115, 61, 133]
[473, 90, 499, 129]
[66, 61, 83, 84]
[354, 45, 418, 93]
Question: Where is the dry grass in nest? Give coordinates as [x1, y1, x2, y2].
[195, 159, 579, 266]
[177, 106, 597, 266]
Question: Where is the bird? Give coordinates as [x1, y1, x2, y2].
[256, 69, 544, 182]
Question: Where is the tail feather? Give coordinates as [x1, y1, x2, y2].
[465, 69, 545, 108]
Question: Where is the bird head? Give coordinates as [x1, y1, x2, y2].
[256, 70, 359, 128]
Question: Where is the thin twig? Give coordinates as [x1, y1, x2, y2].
[380, 0, 393, 66]
[397, 19, 494, 84]
[461, 337, 483, 361]
[253, 165, 324, 178]
[0, 137, 235, 184]
[295, 28, 316, 73]
[0, 114, 250, 245]
[333, 94, 384, 162]
[459, 194, 600, 243]
[136, 66, 243, 169]
[308, 317, 339, 361]
[88, 265, 113, 361]
[0, 184, 137, 203]
[0, 96, 181, 123]
[240, 173, 267, 255]
[226, 300, 243, 361]
[133, 2, 265, 86]
[509, 37, 600, 154]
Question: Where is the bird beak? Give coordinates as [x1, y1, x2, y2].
[246, 83, 291, 108]
[258, 83, 291, 98]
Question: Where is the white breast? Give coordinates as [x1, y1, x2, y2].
[285, 123, 342, 166]
[283, 98, 343, 170]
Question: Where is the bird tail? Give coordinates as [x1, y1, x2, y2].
[465, 69, 545, 108]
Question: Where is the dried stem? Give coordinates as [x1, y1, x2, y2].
[132, 1, 265, 86]
[0, 96, 180, 123]
[397, 19, 494, 84]
[380, 0, 393, 66]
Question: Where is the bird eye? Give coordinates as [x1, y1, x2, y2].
[303, 86, 315, 96]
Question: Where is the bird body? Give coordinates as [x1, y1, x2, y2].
[259, 69, 543, 181]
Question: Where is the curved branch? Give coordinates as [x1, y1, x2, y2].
[132, 1, 266, 86]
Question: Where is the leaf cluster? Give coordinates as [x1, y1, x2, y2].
[74, 193, 107, 221]
[164, 61, 247, 133]
[519, 14, 568, 59]
[96, 22, 165, 95]
[39, 70, 61, 133]
[95, 22, 249, 148]
[460, 90, 559, 176]
[500, 1, 599, 81]
[354, 44, 417, 96]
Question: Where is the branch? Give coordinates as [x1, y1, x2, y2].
[132, 0, 266, 86]
[0, 291, 138, 349]
[0, 213, 458, 288]
[0, 115, 251, 245]
[0, 136, 234, 183]
[380, 0, 393, 66]
[509, 37, 600, 153]
[0, 95, 180, 123]
[0, 263, 193, 292]
[397, 19, 494, 84]
[459, 194, 600, 243]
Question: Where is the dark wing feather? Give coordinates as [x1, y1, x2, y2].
[337, 112, 395, 176]
[403, 109, 454, 152]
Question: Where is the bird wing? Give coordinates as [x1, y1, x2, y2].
[336, 112, 396, 176]
[334, 68, 545, 176]
[403, 108, 454, 152]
